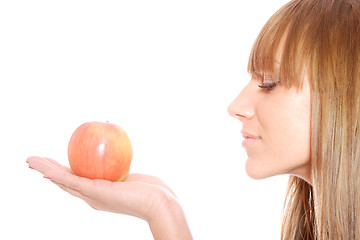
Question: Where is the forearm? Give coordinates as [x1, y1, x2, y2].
[147, 196, 193, 240]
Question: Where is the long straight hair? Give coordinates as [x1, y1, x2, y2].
[248, 0, 360, 239]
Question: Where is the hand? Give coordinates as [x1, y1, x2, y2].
[26, 156, 193, 240]
[26, 156, 175, 219]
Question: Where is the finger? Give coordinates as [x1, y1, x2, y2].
[44, 170, 103, 198]
[50, 176, 109, 211]
[47, 172, 112, 211]
[42, 157, 71, 172]
[51, 180, 91, 200]
[50, 180, 101, 210]
[27, 156, 58, 175]
[27, 156, 71, 174]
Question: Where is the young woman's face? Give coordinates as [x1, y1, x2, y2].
[228, 72, 311, 182]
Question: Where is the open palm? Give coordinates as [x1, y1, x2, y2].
[27, 156, 176, 220]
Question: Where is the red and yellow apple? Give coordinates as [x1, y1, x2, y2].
[68, 122, 133, 182]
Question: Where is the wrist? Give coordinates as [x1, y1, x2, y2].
[146, 188, 193, 240]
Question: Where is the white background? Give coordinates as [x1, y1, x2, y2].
[1, 0, 290, 239]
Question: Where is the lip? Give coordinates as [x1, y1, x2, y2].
[241, 130, 261, 147]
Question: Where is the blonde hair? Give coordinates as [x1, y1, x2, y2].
[248, 0, 360, 239]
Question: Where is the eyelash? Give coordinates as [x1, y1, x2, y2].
[258, 82, 278, 91]
[257, 74, 280, 92]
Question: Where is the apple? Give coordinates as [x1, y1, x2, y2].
[68, 121, 133, 182]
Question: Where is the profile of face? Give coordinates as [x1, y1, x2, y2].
[228, 69, 311, 182]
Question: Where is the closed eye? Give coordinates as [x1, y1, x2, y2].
[258, 82, 277, 91]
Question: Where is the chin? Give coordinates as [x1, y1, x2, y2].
[245, 159, 280, 180]
[245, 161, 269, 180]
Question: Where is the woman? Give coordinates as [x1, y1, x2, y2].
[27, 0, 360, 239]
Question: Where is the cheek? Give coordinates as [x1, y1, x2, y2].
[265, 90, 310, 152]
[246, 94, 311, 179]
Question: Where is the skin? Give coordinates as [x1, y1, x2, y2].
[228, 72, 311, 183]
[26, 156, 193, 240]
[26, 55, 310, 239]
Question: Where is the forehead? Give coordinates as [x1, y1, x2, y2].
[247, 2, 311, 89]
[249, 33, 289, 83]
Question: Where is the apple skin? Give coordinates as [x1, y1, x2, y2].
[68, 122, 133, 182]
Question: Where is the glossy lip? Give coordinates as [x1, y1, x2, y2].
[241, 130, 261, 147]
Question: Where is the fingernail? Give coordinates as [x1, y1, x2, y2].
[43, 176, 52, 180]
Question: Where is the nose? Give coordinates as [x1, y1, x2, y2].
[228, 82, 255, 121]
